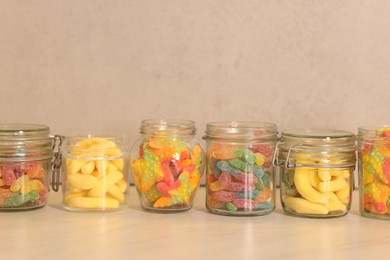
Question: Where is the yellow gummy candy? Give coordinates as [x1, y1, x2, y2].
[107, 185, 125, 203]
[255, 153, 265, 166]
[67, 174, 99, 190]
[68, 159, 88, 174]
[10, 175, 30, 192]
[116, 178, 128, 193]
[284, 196, 328, 215]
[66, 196, 119, 209]
[20, 180, 44, 194]
[87, 171, 123, 197]
[81, 161, 95, 175]
[64, 191, 88, 204]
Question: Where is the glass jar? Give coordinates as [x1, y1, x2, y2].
[0, 124, 54, 210]
[204, 121, 278, 216]
[358, 126, 390, 220]
[276, 129, 356, 218]
[60, 134, 130, 212]
[130, 119, 204, 212]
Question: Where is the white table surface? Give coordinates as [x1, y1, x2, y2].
[0, 186, 388, 260]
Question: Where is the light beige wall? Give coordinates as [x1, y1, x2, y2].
[1, 0, 389, 145]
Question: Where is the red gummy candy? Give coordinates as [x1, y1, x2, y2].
[212, 191, 235, 202]
[157, 179, 181, 197]
[218, 172, 232, 188]
[227, 182, 255, 192]
[183, 165, 195, 175]
[169, 159, 182, 178]
[232, 198, 257, 209]
[252, 144, 272, 157]
[2, 166, 16, 186]
[180, 150, 190, 161]
[383, 158, 390, 185]
[160, 158, 174, 185]
[233, 172, 258, 184]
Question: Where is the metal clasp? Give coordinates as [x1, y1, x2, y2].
[51, 135, 64, 192]
[273, 143, 356, 169]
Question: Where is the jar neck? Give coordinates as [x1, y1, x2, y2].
[140, 119, 196, 136]
[204, 121, 277, 141]
[358, 126, 390, 143]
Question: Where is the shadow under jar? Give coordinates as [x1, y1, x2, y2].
[0, 124, 54, 210]
[130, 119, 205, 213]
[204, 121, 278, 216]
[276, 129, 356, 218]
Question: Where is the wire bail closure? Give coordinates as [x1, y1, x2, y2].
[273, 142, 356, 169]
[51, 135, 64, 192]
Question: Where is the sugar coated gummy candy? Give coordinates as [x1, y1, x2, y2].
[0, 162, 47, 209]
[207, 144, 274, 214]
[131, 135, 204, 211]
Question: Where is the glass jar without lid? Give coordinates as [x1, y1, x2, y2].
[358, 126, 390, 220]
[130, 119, 205, 213]
[276, 129, 356, 218]
[60, 134, 130, 212]
[204, 121, 278, 216]
[0, 124, 54, 210]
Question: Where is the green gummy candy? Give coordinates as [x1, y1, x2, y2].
[28, 191, 40, 200]
[234, 149, 256, 164]
[4, 191, 40, 207]
[216, 161, 240, 175]
[253, 165, 264, 178]
[256, 178, 265, 191]
[226, 202, 237, 212]
[228, 158, 250, 172]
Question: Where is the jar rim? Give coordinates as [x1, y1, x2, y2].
[140, 119, 196, 135]
[205, 121, 277, 140]
[282, 128, 354, 139]
[0, 124, 50, 139]
[357, 125, 390, 141]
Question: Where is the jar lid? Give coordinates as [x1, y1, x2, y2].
[140, 119, 196, 136]
[0, 124, 50, 140]
[0, 124, 53, 161]
[281, 128, 355, 146]
[205, 121, 277, 141]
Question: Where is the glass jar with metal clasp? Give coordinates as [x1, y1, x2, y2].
[274, 129, 356, 218]
[0, 124, 58, 210]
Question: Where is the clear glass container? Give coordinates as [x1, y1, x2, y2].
[61, 134, 130, 212]
[130, 119, 205, 213]
[204, 121, 278, 216]
[358, 126, 390, 220]
[0, 124, 54, 210]
[276, 129, 356, 218]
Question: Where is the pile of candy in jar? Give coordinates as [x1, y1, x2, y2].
[0, 161, 47, 209]
[207, 144, 274, 213]
[131, 135, 203, 210]
[63, 137, 128, 210]
[361, 127, 390, 215]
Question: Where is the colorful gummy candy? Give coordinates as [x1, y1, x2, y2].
[361, 128, 390, 215]
[63, 137, 128, 210]
[0, 162, 47, 209]
[207, 146, 274, 214]
[131, 135, 204, 211]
